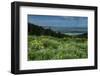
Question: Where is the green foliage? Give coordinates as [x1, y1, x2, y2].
[28, 35, 88, 60]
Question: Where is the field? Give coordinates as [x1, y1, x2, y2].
[28, 35, 88, 60]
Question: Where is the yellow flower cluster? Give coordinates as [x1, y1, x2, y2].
[31, 40, 44, 49]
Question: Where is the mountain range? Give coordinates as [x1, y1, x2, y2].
[28, 23, 87, 38]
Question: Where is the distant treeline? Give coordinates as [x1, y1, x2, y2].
[28, 23, 87, 38]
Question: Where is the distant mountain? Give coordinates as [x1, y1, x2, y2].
[41, 26, 87, 33]
[28, 23, 70, 38]
[28, 23, 87, 38]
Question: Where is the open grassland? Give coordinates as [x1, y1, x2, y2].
[28, 35, 88, 60]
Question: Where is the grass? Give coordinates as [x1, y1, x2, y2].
[28, 35, 88, 60]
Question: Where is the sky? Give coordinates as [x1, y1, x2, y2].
[28, 15, 88, 28]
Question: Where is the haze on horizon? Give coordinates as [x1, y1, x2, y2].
[28, 15, 88, 33]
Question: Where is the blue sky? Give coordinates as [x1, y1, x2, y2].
[28, 15, 88, 28]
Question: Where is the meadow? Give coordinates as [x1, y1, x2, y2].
[28, 35, 88, 60]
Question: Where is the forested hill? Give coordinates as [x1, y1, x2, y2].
[28, 23, 87, 38]
[28, 23, 70, 38]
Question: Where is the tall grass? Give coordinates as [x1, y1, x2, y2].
[28, 35, 88, 60]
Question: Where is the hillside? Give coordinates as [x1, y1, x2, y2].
[28, 23, 87, 38]
[28, 23, 70, 38]
[28, 23, 88, 60]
